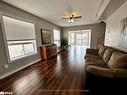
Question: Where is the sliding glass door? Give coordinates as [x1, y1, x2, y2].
[69, 30, 91, 48]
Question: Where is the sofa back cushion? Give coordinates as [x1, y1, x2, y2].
[98, 45, 107, 58]
[108, 51, 127, 68]
[103, 48, 114, 64]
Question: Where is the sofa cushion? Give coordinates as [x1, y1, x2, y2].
[85, 61, 105, 69]
[87, 65, 112, 77]
[103, 48, 114, 64]
[98, 45, 107, 58]
[86, 57, 104, 64]
[85, 53, 100, 59]
[108, 51, 127, 69]
[86, 49, 99, 55]
[85, 49, 99, 59]
[87, 65, 127, 78]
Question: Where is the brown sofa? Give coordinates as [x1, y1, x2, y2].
[84, 45, 127, 94]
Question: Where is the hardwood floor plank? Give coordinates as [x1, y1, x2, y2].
[0, 46, 88, 95]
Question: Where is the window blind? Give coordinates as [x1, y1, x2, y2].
[53, 30, 60, 40]
[2, 16, 35, 41]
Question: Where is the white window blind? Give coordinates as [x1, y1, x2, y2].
[2, 16, 37, 62]
[3, 16, 35, 40]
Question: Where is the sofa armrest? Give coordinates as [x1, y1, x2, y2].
[86, 49, 99, 55]
[87, 65, 127, 78]
[86, 68, 127, 94]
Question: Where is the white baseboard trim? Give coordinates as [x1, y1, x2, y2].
[0, 58, 41, 80]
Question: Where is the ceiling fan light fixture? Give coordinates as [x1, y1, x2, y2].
[71, 19, 74, 22]
[61, 10, 82, 23]
[68, 18, 74, 23]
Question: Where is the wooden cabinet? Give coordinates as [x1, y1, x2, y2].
[40, 44, 57, 61]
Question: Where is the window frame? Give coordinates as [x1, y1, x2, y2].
[0, 14, 38, 63]
[7, 40, 37, 61]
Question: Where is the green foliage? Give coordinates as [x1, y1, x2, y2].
[61, 38, 68, 46]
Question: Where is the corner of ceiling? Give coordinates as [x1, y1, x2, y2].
[99, 0, 127, 21]
[96, 0, 110, 21]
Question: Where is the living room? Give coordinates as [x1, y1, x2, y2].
[0, 0, 127, 95]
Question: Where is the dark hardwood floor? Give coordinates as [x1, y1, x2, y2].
[0, 46, 88, 95]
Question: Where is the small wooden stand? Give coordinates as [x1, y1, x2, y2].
[40, 44, 57, 61]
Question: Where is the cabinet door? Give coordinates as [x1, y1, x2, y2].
[54, 45, 57, 54]
[46, 46, 50, 58]
[53, 47, 56, 54]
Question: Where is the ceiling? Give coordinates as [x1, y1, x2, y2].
[2, 0, 110, 27]
[99, 0, 127, 20]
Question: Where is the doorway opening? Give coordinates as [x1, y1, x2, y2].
[68, 30, 91, 48]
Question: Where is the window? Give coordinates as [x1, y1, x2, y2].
[69, 30, 91, 48]
[2, 16, 37, 62]
[53, 29, 61, 47]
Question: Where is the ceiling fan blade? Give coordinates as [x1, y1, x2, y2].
[73, 19, 77, 21]
[61, 16, 70, 19]
[74, 16, 82, 19]
[61, 17, 69, 19]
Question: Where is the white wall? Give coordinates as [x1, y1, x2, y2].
[105, 1, 127, 51]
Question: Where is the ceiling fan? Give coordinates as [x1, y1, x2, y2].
[61, 13, 82, 23]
